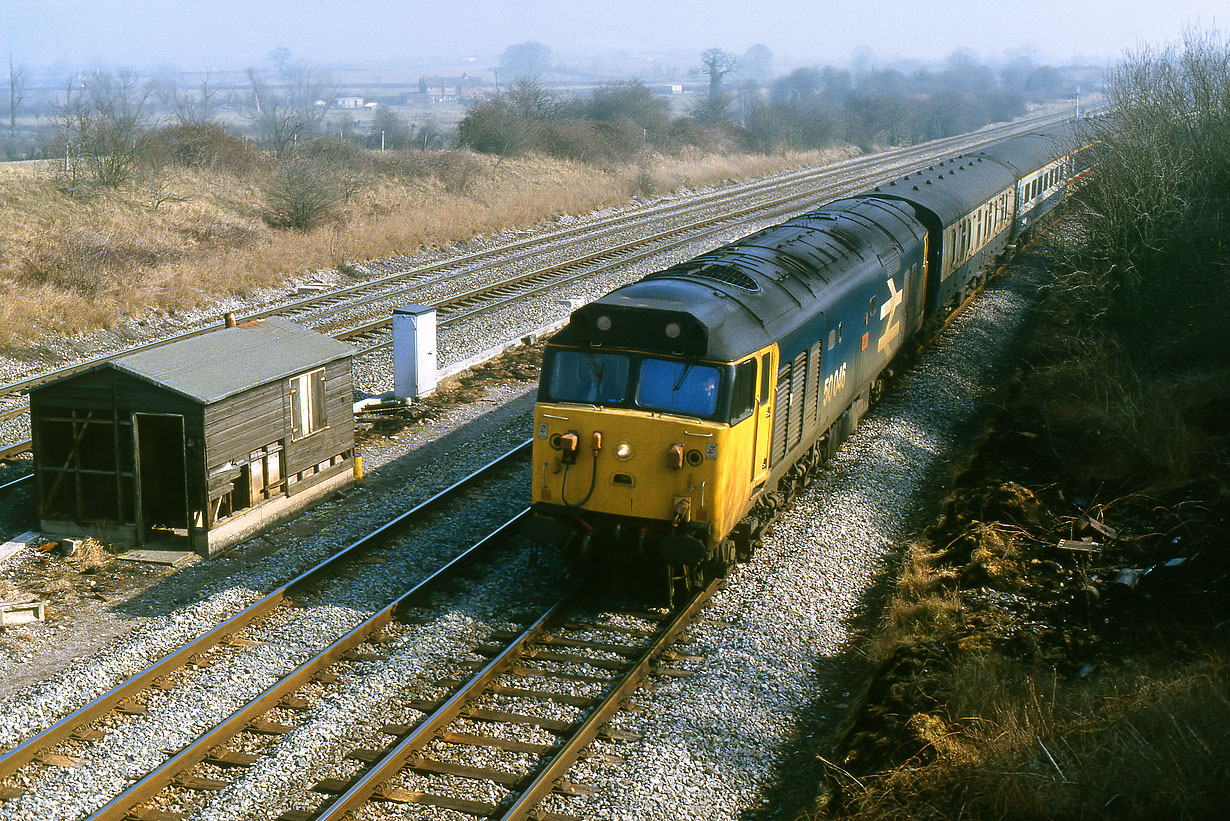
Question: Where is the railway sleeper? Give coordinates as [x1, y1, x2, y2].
[172, 774, 230, 791]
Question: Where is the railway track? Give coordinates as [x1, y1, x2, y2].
[0, 111, 1075, 464]
[0, 442, 531, 816]
[0, 472, 31, 493]
[297, 582, 714, 821]
[0, 432, 721, 821]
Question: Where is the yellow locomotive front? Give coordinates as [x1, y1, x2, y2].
[525, 341, 770, 581]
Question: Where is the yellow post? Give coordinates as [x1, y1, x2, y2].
[353, 455, 364, 483]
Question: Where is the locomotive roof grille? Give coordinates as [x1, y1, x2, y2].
[647, 261, 761, 292]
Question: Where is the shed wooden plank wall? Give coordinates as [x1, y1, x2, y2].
[201, 357, 353, 496]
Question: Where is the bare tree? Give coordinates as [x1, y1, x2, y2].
[283, 61, 335, 137]
[7, 54, 27, 135]
[368, 106, 410, 149]
[49, 76, 86, 191]
[245, 67, 306, 154]
[51, 69, 151, 189]
[499, 41, 553, 82]
[693, 48, 739, 123]
[700, 48, 738, 98]
[738, 44, 774, 86]
[244, 61, 334, 153]
[267, 47, 293, 74]
[157, 70, 220, 124]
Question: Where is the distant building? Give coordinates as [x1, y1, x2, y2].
[658, 84, 684, 95]
[408, 73, 488, 104]
[336, 96, 365, 109]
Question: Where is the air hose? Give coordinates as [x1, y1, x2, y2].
[561, 452, 599, 508]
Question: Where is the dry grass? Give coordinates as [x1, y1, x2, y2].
[0, 146, 848, 348]
[1022, 340, 1230, 497]
[879, 541, 963, 639]
[829, 653, 1230, 821]
[817, 411, 1228, 821]
[69, 536, 112, 573]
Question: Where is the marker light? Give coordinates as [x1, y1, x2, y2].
[615, 442, 634, 460]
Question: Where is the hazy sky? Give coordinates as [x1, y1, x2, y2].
[4, 0, 1223, 72]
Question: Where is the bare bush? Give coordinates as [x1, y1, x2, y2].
[1072, 28, 1230, 351]
[143, 122, 264, 175]
[50, 69, 152, 191]
[457, 95, 536, 155]
[261, 153, 344, 230]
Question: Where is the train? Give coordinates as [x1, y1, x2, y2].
[523, 122, 1087, 599]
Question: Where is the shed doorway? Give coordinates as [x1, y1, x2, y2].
[135, 413, 188, 544]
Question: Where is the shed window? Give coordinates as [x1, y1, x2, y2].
[290, 368, 326, 440]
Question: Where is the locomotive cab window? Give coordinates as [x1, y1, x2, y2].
[543, 348, 728, 421]
[546, 350, 630, 404]
[636, 359, 722, 418]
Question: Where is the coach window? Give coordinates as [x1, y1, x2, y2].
[290, 368, 326, 440]
[730, 359, 757, 423]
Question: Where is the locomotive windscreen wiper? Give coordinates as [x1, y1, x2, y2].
[584, 352, 605, 382]
[671, 361, 694, 392]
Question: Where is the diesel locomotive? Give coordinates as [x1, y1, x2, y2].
[523, 124, 1085, 597]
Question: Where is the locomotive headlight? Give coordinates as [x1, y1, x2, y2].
[596, 315, 612, 331]
[614, 441, 634, 460]
[664, 322, 681, 338]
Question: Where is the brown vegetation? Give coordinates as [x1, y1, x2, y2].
[804, 30, 1230, 821]
[0, 142, 844, 348]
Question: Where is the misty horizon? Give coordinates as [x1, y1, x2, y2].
[5, 0, 1223, 79]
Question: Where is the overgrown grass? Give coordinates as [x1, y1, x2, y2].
[0, 145, 847, 348]
[830, 653, 1230, 821]
[817, 454, 1230, 821]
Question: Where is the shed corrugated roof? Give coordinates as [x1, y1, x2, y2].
[107, 317, 353, 404]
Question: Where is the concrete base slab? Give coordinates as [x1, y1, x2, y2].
[1, 600, 45, 626]
[1, 531, 38, 564]
[115, 549, 198, 567]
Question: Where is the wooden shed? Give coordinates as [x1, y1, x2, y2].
[29, 318, 356, 558]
